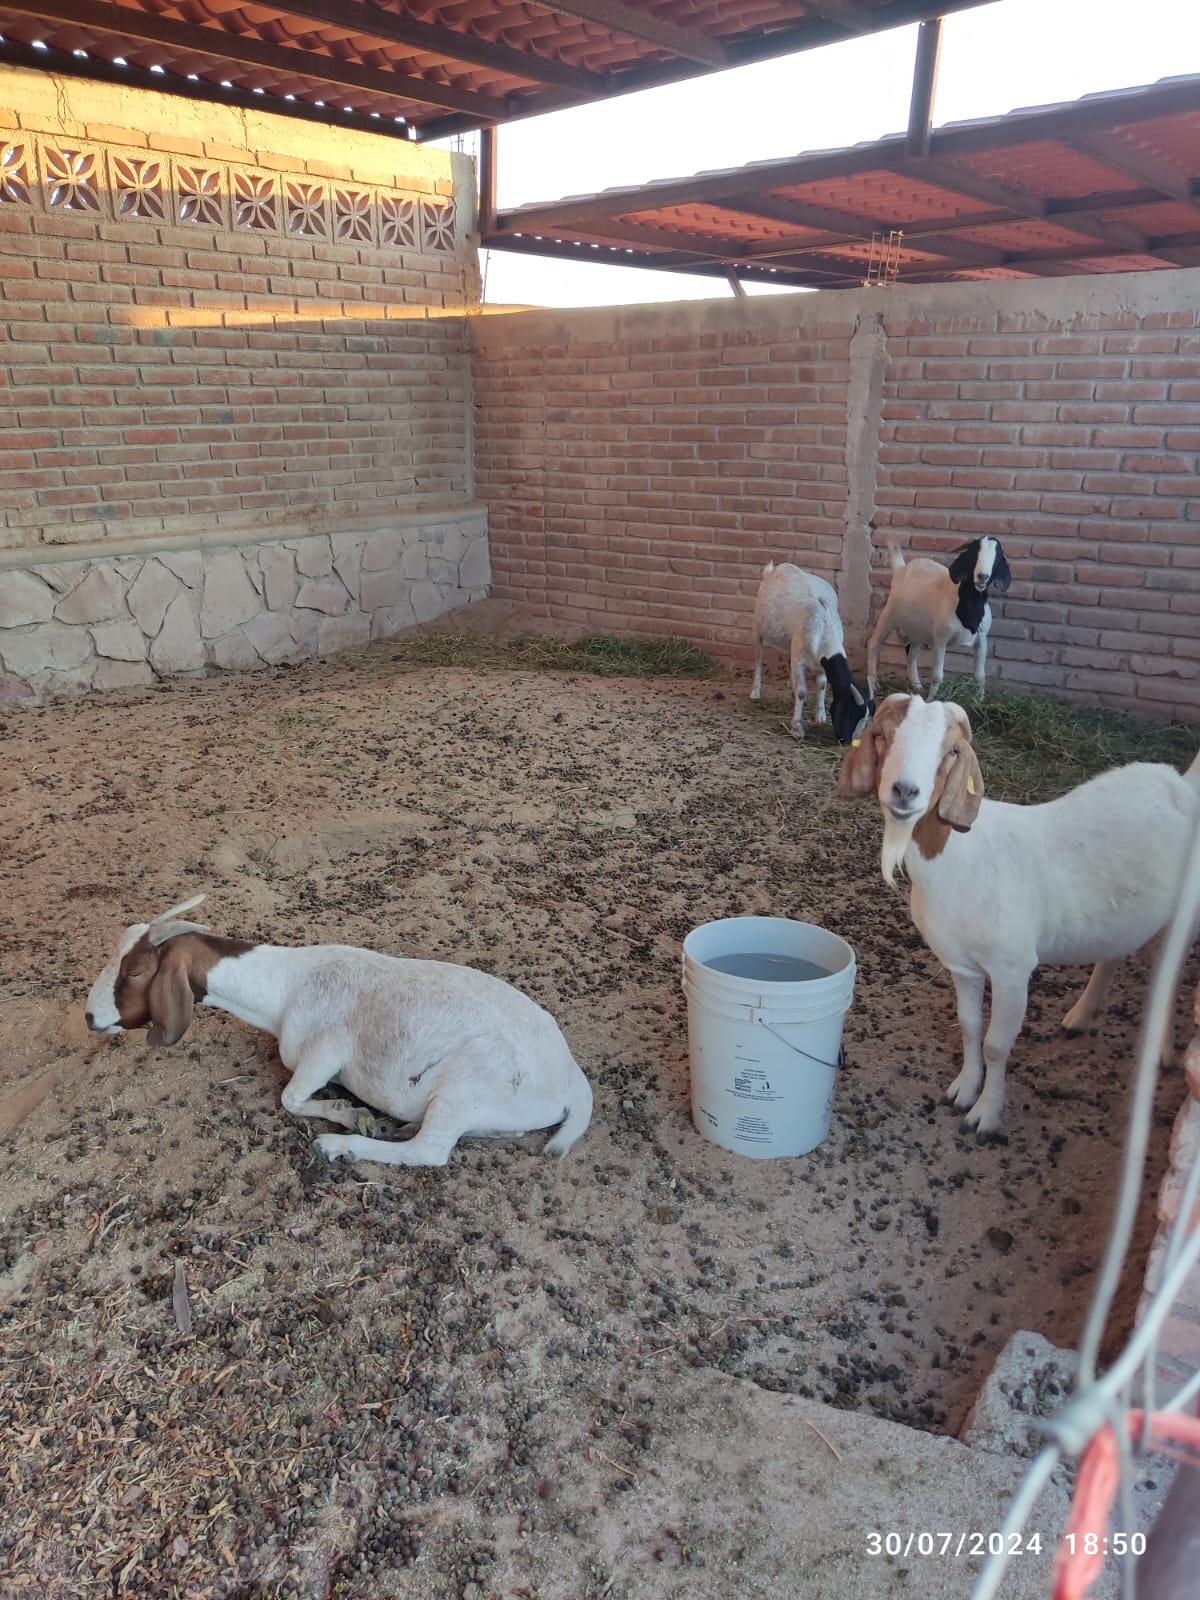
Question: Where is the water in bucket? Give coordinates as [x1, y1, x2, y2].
[682, 916, 856, 1159]
[703, 952, 830, 983]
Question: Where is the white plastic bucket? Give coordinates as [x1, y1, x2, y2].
[681, 915, 856, 1159]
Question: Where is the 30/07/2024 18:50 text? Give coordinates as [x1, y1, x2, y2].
[866, 1531, 1148, 1558]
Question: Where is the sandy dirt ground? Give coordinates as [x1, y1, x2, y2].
[0, 633, 1189, 1599]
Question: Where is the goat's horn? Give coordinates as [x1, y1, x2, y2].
[151, 894, 206, 925]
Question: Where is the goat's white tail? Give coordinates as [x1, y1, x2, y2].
[763, 560, 775, 576]
[886, 538, 906, 571]
[543, 1064, 594, 1157]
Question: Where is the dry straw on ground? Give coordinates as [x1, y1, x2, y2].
[0, 633, 1192, 1599]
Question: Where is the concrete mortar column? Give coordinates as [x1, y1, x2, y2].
[841, 310, 885, 652]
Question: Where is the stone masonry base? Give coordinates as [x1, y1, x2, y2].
[0, 507, 489, 702]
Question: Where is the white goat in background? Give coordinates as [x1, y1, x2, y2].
[751, 562, 874, 743]
[838, 695, 1200, 1140]
[86, 897, 593, 1167]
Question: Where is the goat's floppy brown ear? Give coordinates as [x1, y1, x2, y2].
[147, 947, 194, 1046]
[938, 742, 984, 832]
[837, 732, 879, 799]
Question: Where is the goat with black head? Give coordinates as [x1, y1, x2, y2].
[867, 537, 1011, 703]
[750, 561, 874, 744]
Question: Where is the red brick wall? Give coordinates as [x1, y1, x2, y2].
[878, 307, 1200, 720]
[0, 65, 477, 557]
[472, 306, 854, 648]
[472, 279, 1200, 724]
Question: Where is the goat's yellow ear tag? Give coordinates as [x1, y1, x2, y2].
[966, 775, 976, 795]
[851, 738, 861, 748]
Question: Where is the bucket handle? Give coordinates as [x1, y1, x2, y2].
[756, 1017, 846, 1073]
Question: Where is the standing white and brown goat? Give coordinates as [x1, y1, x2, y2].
[838, 695, 1200, 1139]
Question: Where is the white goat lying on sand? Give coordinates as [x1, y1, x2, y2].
[838, 695, 1200, 1140]
[867, 537, 1011, 703]
[751, 561, 874, 743]
[85, 897, 593, 1167]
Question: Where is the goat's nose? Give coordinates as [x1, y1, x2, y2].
[84, 1010, 96, 1030]
[891, 779, 920, 805]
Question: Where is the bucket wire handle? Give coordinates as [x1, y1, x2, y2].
[755, 1017, 846, 1073]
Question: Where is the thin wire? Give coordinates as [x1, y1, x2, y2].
[1078, 817, 1200, 1388]
[1114, 1389, 1138, 1600]
[1163, 1357, 1200, 1419]
[1142, 1136, 1200, 1421]
[972, 812, 1200, 1600]
[1047, 1175, 1200, 1453]
[971, 1446, 1062, 1600]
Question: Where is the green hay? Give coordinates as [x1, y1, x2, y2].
[384, 632, 1193, 804]
[387, 630, 719, 679]
[878, 675, 1197, 805]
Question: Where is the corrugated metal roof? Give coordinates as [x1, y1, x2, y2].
[486, 76, 1200, 289]
[0, 0, 992, 141]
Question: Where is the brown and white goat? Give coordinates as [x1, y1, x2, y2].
[838, 695, 1200, 1139]
[85, 897, 593, 1167]
[867, 537, 1011, 703]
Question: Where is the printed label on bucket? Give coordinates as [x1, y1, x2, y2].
[734, 1115, 773, 1144]
[729, 1065, 781, 1103]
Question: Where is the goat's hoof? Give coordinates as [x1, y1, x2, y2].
[966, 1123, 1009, 1146]
[313, 1133, 351, 1163]
[1061, 1024, 1086, 1039]
[790, 726, 805, 740]
[961, 1102, 1007, 1143]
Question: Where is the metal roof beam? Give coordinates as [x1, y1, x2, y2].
[892, 157, 1159, 252]
[0, 33, 414, 137]
[495, 78, 1200, 223]
[485, 232, 867, 285]
[478, 125, 498, 235]
[504, 208, 1008, 270]
[1042, 207, 1149, 253]
[799, 1, 874, 33]
[886, 156, 1048, 218]
[532, 1, 728, 67]
[275, 0, 606, 97]
[0, 0, 510, 120]
[421, 0, 992, 138]
[905, 17, 942, 159]
[1068, 131, 1200, 207]
[728, 187, 1021, 240]
[935, 78, 1200, 154]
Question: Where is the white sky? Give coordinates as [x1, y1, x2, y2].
[447, 0, 1199, 307]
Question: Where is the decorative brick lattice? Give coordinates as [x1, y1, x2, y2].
[421, 199, 456, 253]
[44, 146, 100, 211]
[333, 187, 373, 244]
[379, 194, 418, 249]
[0, 134, 439, 252]
[232, 171, 278, 232]
[110, 153, 166, 221]
[176, 163, 224, 227]
[0, 143, 32, 206]
[283, 179, 328, 238]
